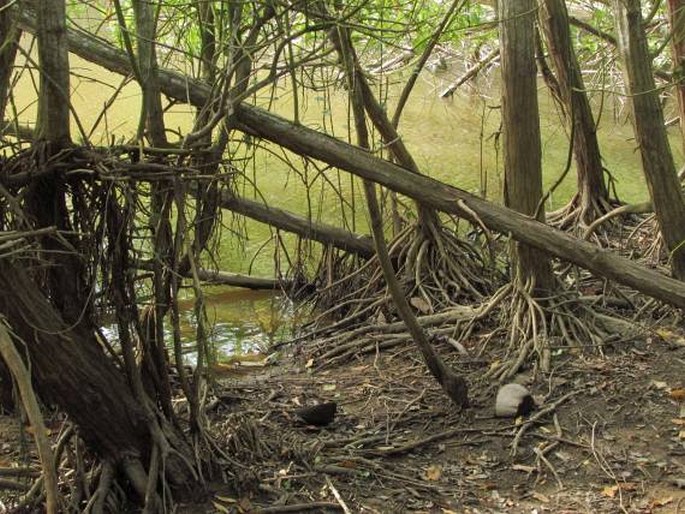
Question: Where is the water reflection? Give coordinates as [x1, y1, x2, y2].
[178, 286, 296, 358]
[100, 286, 297, 362]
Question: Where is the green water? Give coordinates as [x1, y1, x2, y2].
[10, 43, 684, 355]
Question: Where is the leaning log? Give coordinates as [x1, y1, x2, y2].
[231, 105, 685, 310]
[16, 13, 685, 309]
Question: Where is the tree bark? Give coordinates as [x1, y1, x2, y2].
[539, 0, 609, 224]
[614, 0, 685, 279]
[667, 0, 685, 153]
[499, 0, 555, 291]
[35, 0, 70, 146]
[0, 1, 20, 124]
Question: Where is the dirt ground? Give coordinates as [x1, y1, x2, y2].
[1, 324, 684, 513]
[169, 322, 685, 514]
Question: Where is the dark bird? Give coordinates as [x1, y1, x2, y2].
[494, 383, 537, 418]
[294, 401, 337, 426]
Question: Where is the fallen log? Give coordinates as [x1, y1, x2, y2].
[219, 193, 374, 258]
[193, 269, 284, 289]
[137, 260, 289, 290]
[17, 12, 685, 309]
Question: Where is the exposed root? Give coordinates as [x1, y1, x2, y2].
[309, 220, 503, 331]
[459, 278, 634, 382]
[296, 218, 504, 365]
[583, 199, 652, 241]
[547, 192, 618, 239]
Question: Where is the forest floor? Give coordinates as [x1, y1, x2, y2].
[0, 321, 684, 513]
[183, 321, 685, 513]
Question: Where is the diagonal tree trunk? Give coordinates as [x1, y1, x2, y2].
[0, 261, 197, 498]
[231, 106, 685, 309]
[614, 0, 685, 279]
[333, 19, 468, 407]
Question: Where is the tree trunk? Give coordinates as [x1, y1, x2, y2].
[132, 0, 166, 146]
[0, 260, 150, 459]
[614, 0, 685, 279]
[0, 0, 20, 125]
[539, 0, 609, 224]
[35, 0, 70, 146]
[499, 0, 555, 291]
[0, 260, 197, 499]
[667, 0, 685, 153]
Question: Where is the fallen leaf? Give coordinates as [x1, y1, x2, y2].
[322, 383, 337, 391]
[602, 485, 618, 498]
[532, 491, 550, 502]
[670, 388, 685, 401]
[214, 495, 236, 503]
[424, 464, 442, 481]
[305, 358, 314, 368]
[410, 296, 431, 313]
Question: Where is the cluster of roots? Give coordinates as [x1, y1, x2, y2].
[306, 218, 505, 330]
[294, 196, 666, 379]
